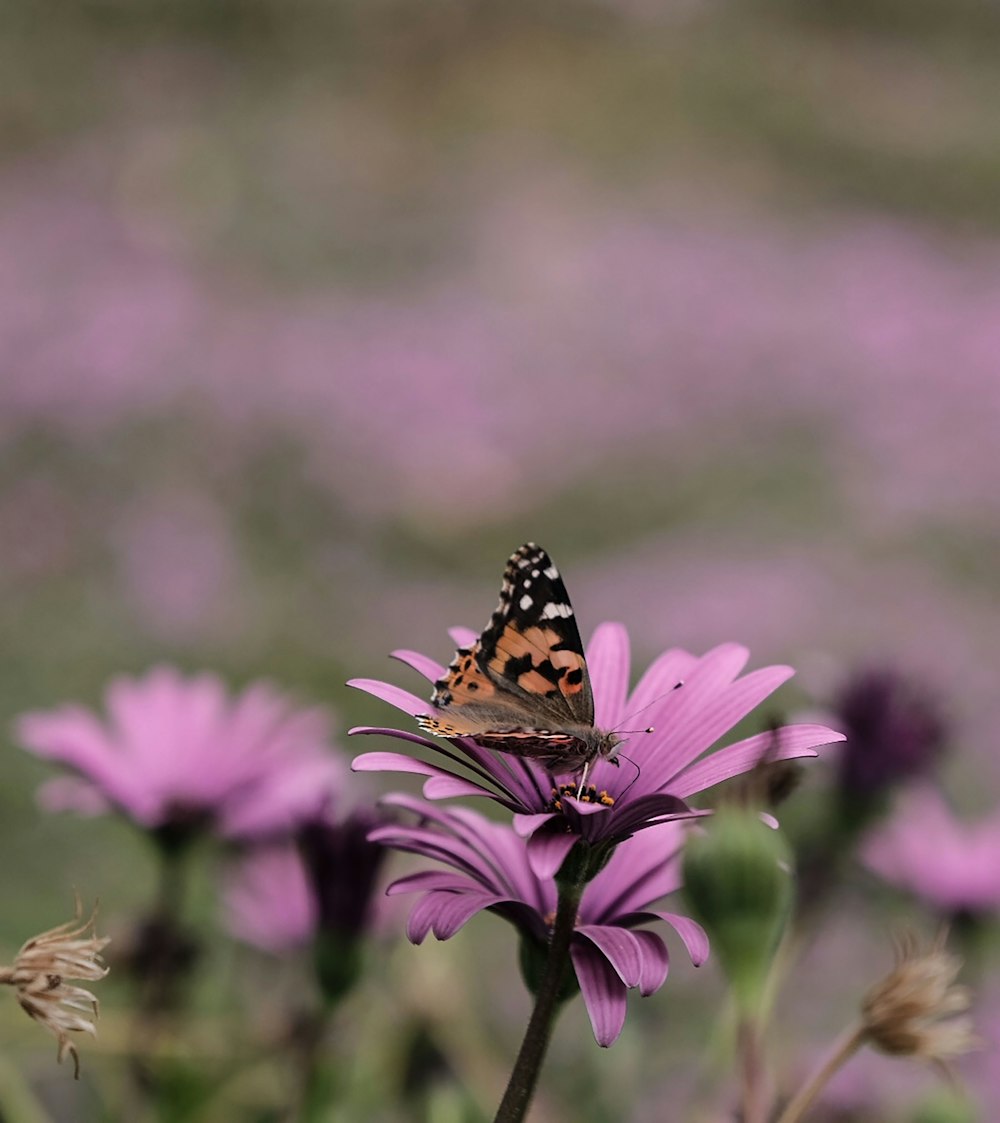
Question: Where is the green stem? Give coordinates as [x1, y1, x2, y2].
[738, 1015, 768, 1123]
[774, 1024, 866, 1123]
[493, 881, 583, 1123]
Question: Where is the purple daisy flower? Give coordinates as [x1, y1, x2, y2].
[371, 793, 708, 1047]
[14, 666, 344, 842]
[351, 623, 843, 876]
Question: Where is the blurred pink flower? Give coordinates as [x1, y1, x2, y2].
[14, 667, 344, 842]
[862, 786, 1000, 915]
[223, 843, 317, 954]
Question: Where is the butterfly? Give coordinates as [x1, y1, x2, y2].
[415, 543, 624, 790]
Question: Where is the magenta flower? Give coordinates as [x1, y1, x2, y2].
[351, 623, 843, 876]
[862, 786, 1000, 916]
[371, 793, 709, 1046]
[15, 667, 344, 842]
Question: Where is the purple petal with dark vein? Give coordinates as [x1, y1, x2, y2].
[586, 622, 630, 731]
[370, 824, 507, 888]
[513, 812, 557, 838]
[406, 892, 450, 943]
[642, 664, 795, 790]
[347, 678, 428, 716]
[423, 775, 503, 800]
[526, 829, 578, 880]
[626, 648, 698, 716]
[618, 910, 710, 965]
[431, 891, 510, 939]
[405, 888, 512, 943]
[391, 649, 445, 682]
[668, 724, 844, 798]
[575, 925, 644, 986]
[349, 727, 441, 751]
[586, 825, 686, 921]
[352, 750, 468, 780]
[631, 930, 670, 996]
[387, 871, 475, 896]
[598, 793, 697, 838]
[570, 943, 629, 1047]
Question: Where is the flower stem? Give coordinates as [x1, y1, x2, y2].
[738, 1015, 768, 1123]
[493, 881, 583, 1123]
[774, 1024, 867, 1123]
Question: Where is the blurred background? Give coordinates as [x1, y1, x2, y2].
[2, 0, 1000, 1119]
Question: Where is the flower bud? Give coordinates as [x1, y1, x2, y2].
[860, 932, 978, 1066]
[834, 668, 947, 821]
[682, 808, 792, 1013]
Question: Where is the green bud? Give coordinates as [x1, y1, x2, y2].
[313, 932, 362, 1007]
[912, 1090, 979, 1123]
[682, 808, 793, 1014]
[517, 932, 578, 1005]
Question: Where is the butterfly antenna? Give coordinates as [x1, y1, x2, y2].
[616, 753, 642, 801]
[613, 679, 684, 734]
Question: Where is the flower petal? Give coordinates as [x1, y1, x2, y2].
[386, 871, 472, 895]
[570, 943, 629, 1047]
[620, 911, 710, 966]
[351, 751, 463, 781]
[631, 929, 670, 996]
[526, 830, 578, 880]
[587, 622, 630, 730]
[576, 925, 644, 987]
[669, 724, 844, 798]
[347, 678, 428, 717]
[391, 650, 445, 682]
[423, 775, 501, 800]
[513, 812, 558, 838]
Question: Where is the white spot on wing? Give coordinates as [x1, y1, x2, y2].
[519, 594, 533, 610]
[541, 602, 572, 619]
[543, 565, 559, 579]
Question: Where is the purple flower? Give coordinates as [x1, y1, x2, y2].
[351, 623, 843, 876]
[371, 794, 709, 1046]
[862, 786, 1000, 916]
[297, 810, 386, 944]
[833, 667, 947, 806]
[224, 811, 387, 1002]
[14, 667, 344, 843]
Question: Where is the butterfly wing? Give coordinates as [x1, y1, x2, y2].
[475, 543, 594, 725]
[418, 543, 596, 776]
[415, 713, 593, 771]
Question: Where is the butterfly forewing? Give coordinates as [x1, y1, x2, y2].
[421, 543, 610, 775]
[476, 543, 594, 725]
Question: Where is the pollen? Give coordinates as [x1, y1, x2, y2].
[547, 783, 615, 811]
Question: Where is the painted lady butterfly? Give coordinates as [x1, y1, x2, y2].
[416, 543, 624, 787]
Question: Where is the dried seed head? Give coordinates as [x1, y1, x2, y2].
[0, 899, 110, 1078]
[861, 932, 979, 1072]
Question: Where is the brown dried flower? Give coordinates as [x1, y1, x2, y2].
[0, 901, 110, 1078]
[861, 931, 979, 1072]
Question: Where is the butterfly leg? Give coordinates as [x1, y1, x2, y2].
[577, 759, 591, 798]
